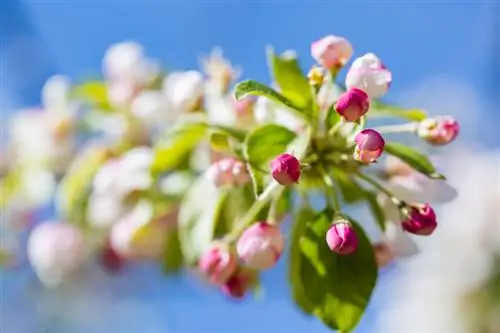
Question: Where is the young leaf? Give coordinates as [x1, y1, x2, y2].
[151, 123, 208, 174]
[296, 209, 377, 332]
[369, 100, 427, 122]
[209, 131, 231, 152]
[364, 191, 386, 231]
[325, 105, 341, 131]
[162, 228, 184, 274]
[244, 124, 297, 196]
[384, 142, 445, 179]
[234, 80, 307, 117]
[267, 47, 312, 110]
[71, 81, 113, 111]
[177, 175, 226, 264]
[289, 206, 317, 315]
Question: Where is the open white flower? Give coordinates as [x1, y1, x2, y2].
[163, 70, 204, 113]
[28, 222, 86, 288]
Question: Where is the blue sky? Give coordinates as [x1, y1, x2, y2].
[1, 1, 496, 332]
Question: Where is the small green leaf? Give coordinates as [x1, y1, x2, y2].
[384, 142, 445, 179]
[234, 80, 307, 117]
[177, 175, 226, 264]
[71, 81, 113, 111]
[369, 100, 427, 122]
[267, 47, 312, 110]
[289, 206, 317, 315]
[0, 170, 22, 210]
[151, 123, 208, 174]
[364, 191, 386, 231]
[325, 105, 341, 130]
[162, 228, 184, 274]
[297, 209, 378, 332]
[209, 131, 230, 152]
[244, 124, 297, 196]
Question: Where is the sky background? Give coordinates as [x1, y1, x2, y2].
[1, 1, 498, 332]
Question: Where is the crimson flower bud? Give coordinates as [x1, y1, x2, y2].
[236, 222, 285, 270]
[220, 268, 257, 300]
[326, 221, 358, 255]
[417, 116, 460, 146]
[401, 203, 437, 236]
[198, 244, 237, 285]
[100, 241, 125, 274]
[335, 88, 370, 122]
[271, 153, 301, 186]
[354, 129, 385, 163]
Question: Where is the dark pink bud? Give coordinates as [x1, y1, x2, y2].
[100, 241, 125, 274]
[220, 268, 257, 300]
[198, 244, 237, 285]
[325, 221, 358, 255]
[401, 204, 437, 236]
[417, 116, 460, 146]
[335, 88, 370, 122]
[354, 129, 385, 164]
[270, 153, 301, 186]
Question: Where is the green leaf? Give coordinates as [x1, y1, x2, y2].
[234, 80, 307, 117]
[364, 191, 386, 231]
[325, 105, 341, 130]
[209, 131, 231, 152]
[0, 170, 22, 210]
[244, 124, 297, 196]
[267, 47, 312, 110]
[297, 209, 377, 332]
[151, 123, 208, 174]
[332, 172, 366, 204]
[71, 81, 113, 111]
[178, 175, 227, 264]
[289, 206, 317, 315]
[369, 100, 427, 122]
[162, 228, 184, 274]
[384, 142, 445, 179]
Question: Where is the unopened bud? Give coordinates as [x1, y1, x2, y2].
[236, 222, 285, 270]
[206, 157, 250, 187]
[354, 129, 385, 163]
[311, 35, 353, 70]
[325, 221, 358, 255]
[271, 153, 301, 186]
[417, 116, 460, 146]
[345, 53, 392, 99]
[335, 88, 370, 122]
[401, 203, 437, 236]
[198, 244, 238, 285]
[220, 268, 257, 300]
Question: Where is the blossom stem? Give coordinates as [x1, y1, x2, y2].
[226, 181, 282, 242]
[327, 118, 345, 137]
[353, 171, 402, 206]
[318, 163, 341, 211]
[372, 123, 418, 134]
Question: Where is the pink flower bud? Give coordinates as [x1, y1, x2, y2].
[236, 222, 285, 270]
[198, 244, 237, 285]
[354, 129, 385, 163]
[206, 157, 250, 187]
[417, 116, 460, 146]
[335, 88, 370, 122]
[326, 221, 358, 255]
[401, 203, 437, 236]
[345, 53, 392, 99]
[311, 35, 353, 70]
[100, 240, 125, 274]
[220, 268, 257, 300]
[271, 153, 301, 186]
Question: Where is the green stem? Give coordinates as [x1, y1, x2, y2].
[353, 171, 402, 206]
[317, 163, 341, 211]
[226, 181, 281, 242]
[327, 118, 345, 137]
[372, 122, 418, 134]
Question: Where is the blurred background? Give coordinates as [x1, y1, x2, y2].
[1, 1, 499, 332]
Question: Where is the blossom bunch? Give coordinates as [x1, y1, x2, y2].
[0, 35, 460, 332]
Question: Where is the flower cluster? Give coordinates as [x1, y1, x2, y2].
[0, 34, 460, 332]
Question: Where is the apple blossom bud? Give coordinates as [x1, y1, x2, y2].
[206, 157, 250, 187]
[100, 241, 125, 274]
[236, 222, 285, 270]
[220, 268, 257, 300]
[27, 222, 86, 287]
[326, 221, 358, 255]
[199, 244, 238, 285]
[401, 203, 437, 236]
[271, 153, 301, 186]
[354, 129, 385, 163]
[311, 35, 353, 70]
[417, 116, 460, 146]
[335, 88, 370, 122]
[345, 53, 392, 99]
